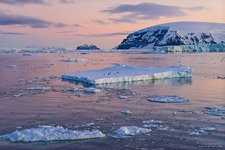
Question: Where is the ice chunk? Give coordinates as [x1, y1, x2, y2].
[22, 53, 33, 56]
[188, 127, 215, 136]
[205, 106, 217, 110]
[147, 95, 189, 103]
[61, 58, 87, 62]
[0, 125, 105, 142]
[62, 64, 192, 85]
[66, 87, 79, 92]
[121, 110, 132, 115]
[203, 106, 225, 117]
[115, 126, 151, 136]
[83, 87, 101, 93]
[118, 95, 129, 99]
[75, 94, 82, 97]
[7, 65, 17, 69]
[142, 120, 164, 129]
[25, 86, 50, 91]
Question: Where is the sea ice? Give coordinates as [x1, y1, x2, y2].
[142, 120, 172, 131]
[188, 127, 215, 136]
[0, 125, 105, 142]
[121, 110, 132, 115]
[147, 95, 189, 103]
[118, 95, 129, 99]
[66, 87, 79, 92]
[62, 64, 192, 85]
[25, 86, 50, 91]
[203, 106, 225, 117]
[83, 87, 101, 93]
[61, 58, 87, 62]
[22, 53, 33, 56]
[115, 126, 151, 136]
[7, 65, 17, 69]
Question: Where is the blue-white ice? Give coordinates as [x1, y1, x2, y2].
[62, 64, 192, 85]
[147, 95, 189, 103]
[0, 125, 105, 142]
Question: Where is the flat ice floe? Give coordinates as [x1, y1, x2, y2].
[147, 95, 189, 103]
[115, 126, 151, 136]
[25, 86, 50, 91]
[83, 87, 101, 93]
[62, 64, 192, 85]
[61, 58, 87, 62]
[0, 125, 105, 142]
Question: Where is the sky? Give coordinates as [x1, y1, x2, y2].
[0, 0, 224, 49]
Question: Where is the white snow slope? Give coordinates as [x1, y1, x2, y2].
[116, 22, 225, 50]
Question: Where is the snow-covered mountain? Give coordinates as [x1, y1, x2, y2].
[116, 22, 225, 50]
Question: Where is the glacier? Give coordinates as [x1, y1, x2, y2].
[61, 64, 192, 85]
[0, 125, 105, 142]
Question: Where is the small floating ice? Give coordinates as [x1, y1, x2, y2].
[142, 120, 162, 124]
[83, 87, 101, 93]
[62, 64, 192, 85]
[188, 127, 215, 136]
[121, 110, 132, 115]
[0, 125, 105, 142]
[61, 58, 87, 62]
[115, 126, 151, 136]
[25, 86, 50, 91]
[7, 65, 17, 69]
[66, 87, 79, 92]
[22, 53, 33, 56]
[203, 106, 225, 117]
[142, 120, 162, 128]
[147, 95, 189, 103]
[74, 94, 82, 97]
[118, 95, 129, 99]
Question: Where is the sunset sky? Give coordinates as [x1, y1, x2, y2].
[0, 0, 224, 49]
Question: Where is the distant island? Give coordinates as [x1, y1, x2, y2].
[115, 22, 225, 52]
[76, 44, 100, 50]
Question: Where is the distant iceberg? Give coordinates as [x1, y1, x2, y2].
[0, 125, 105, 142]
[62, 64, 192, 85]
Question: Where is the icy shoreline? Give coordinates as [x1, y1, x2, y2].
[62, 64, 192, 85]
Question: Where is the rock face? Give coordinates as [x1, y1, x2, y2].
[76, 44, 100, 50]
[116, 22, 225, 50]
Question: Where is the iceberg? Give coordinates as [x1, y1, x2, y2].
[62, 64, 192, 85]
[0, 125, 105, 142]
